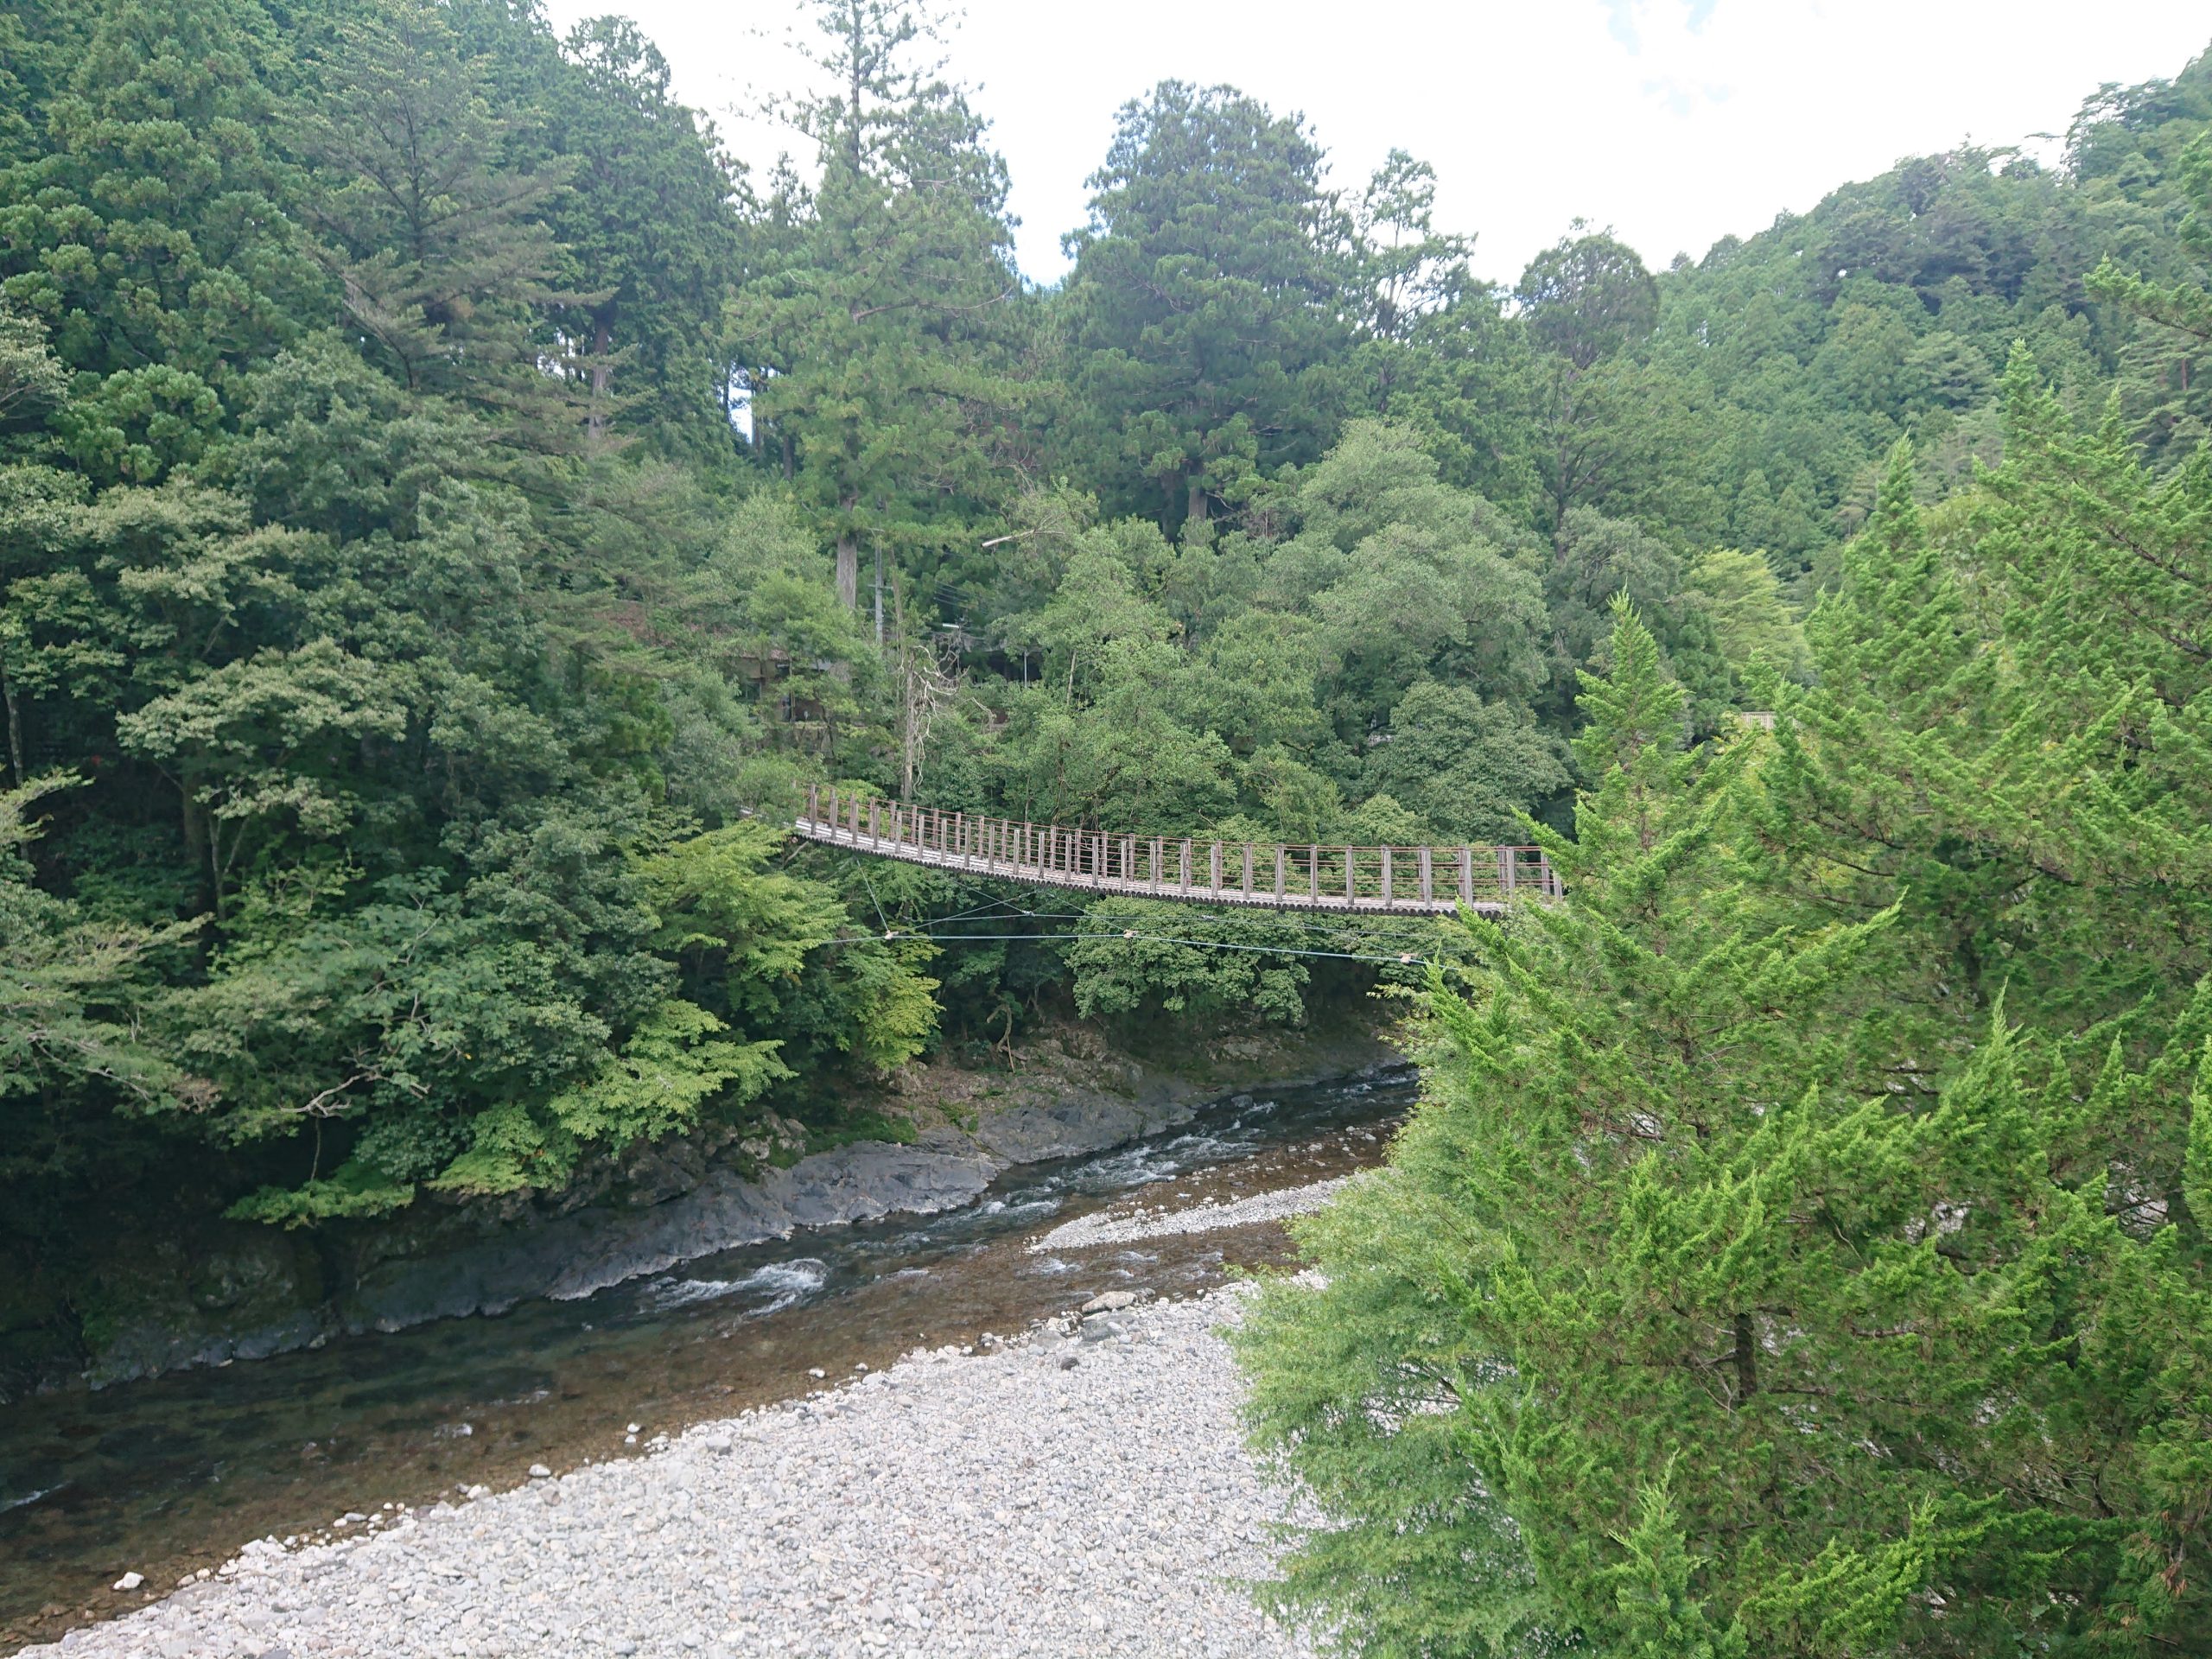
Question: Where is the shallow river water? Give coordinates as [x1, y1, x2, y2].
[0, 1065, 1414, 1649]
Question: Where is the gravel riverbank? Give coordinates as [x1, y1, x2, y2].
[21, 1288, 1315, 1659]
[1030, 1177, 1353, 1254]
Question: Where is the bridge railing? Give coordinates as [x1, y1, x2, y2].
[797, 785, 1560, 910]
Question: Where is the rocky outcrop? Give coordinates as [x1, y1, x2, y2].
[342, 1131, 1002, 1331]
[78, 1233, 327, 1390]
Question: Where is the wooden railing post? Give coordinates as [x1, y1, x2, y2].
[1382, 848, 1394, 906]
[828, 786, 839, 834]
[1151, 836, 1161, 890]
[1460, 846, 1473, 904]
[1209, 842, 1222, 893]
[1345, 847, 1357, 904]
[1274, 847, 1285, 900]
[1242, 843, 1254, 895]
[1309, 846, 1319, 900]
[1419, 847, 1433, 904]
[1179, 838, 1192, 891]
[1498, 846, 1516, 897]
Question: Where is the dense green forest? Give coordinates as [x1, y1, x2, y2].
[6, 2, 2212, 1638]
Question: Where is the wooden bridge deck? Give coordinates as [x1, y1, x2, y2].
[791, 787, 1558, 917]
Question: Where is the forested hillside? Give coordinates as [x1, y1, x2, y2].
[4, 0, 2211, 1455]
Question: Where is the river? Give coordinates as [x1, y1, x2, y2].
[0, 1065, 1413, 1650]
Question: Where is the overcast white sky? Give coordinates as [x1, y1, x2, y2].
[543, 0, 2210, 288]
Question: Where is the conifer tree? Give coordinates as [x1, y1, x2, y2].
[1239, 597, 2212, 1654]
[1059, 81, 1351, 531]
[292, 0, 590, 444]
[730, 0, 1022, 614]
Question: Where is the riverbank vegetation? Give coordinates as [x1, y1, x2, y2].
[4, 0, 2212, 1545]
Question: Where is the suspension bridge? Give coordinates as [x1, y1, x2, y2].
[792, 785, 1558, 917]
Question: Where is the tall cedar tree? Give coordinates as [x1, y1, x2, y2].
[731, 0, 1023, 615]
[1060, 81, 1351, 532]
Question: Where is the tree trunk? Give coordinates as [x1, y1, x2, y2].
[180, 786, 213, 915]
[1732, 1312, 1758, 1405]
[836, 532, 859, 611]
[1185, 475, 1210, 527]
[586, 315, 613, 440]
[1, 655, 22, 784]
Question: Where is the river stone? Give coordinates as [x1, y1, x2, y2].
[340, 1141, 1001, 1332]
[969, 1092, 1198, 1164]
[80, 1230, 327, 1389]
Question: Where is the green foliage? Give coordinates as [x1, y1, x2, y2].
[1060, 80, 1349, 530]
[0, 0, 951, 1255]
[1516, 226, 1659, 371]
[731, 0, 1022, 609]
[1363, 680, 1570, 841]
[1238, 377, 2212, 1653]
[0, 774, 199, 1112]
[429, 998, 788, 1198]
[1062, 897, 1313, 1027]
[1682, 547, 1810, 682]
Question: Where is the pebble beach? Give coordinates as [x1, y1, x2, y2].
[20, 1285, 1318, 1659]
